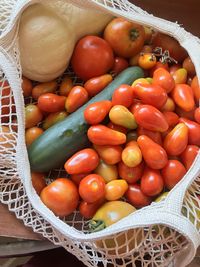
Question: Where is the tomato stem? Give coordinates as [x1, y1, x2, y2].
[130, 29, 139, 41]
[89, 220, 106, 232]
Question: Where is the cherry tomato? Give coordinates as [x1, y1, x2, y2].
[132, 78, 149, 87]
[79, 174, 105, 203]
[182, 56, 196, 77]
[134, 105, 169, 132]
[105, 179, 128, 201]
[93, 144, 122, 165]
[141, 167, 164, 197]
[31, 172, 46, 195]
[163, 123, 188, 156]
[129, 45, 152, 66]
[88, 125, 126, 146]
[161, 160, 186, 190]
[71, 35, 114, 81]
[137, 135, 168, 169]
[122, 141, 142, 168]
[180, 145, 199, 170]
[191, 76, 200, 102]
[104, 17, 145, 58]
[138, 53, 157, 69]
[162, 111, 179, 127]
[161, 97, 175, 112]
[152, 68, 175, 93]
[40, 178, 79, 217]
[32, 81, 57, 100]
[94, 161, 118, 183]
[152, 32, 188, 62]
[22, 76, 33, 97]
[65, 86, 88, 113]
[79, 199, 105, 219]
[111, 57, 129, 76]
[125, 184, 152, 208]
[84, 74, 113, 97]
[169, 64, 182, 75]
[112, 84, 134, 108]
[171, 84, 195, 112]
[38, 93, 66, 113]
[179, 117, 200, 146]
[107, 122, 128, 134]
[149, 61, 169, 77]
[172, 68, 187, 84]
[58, 76, 73, 96]
[84, 100, 112, 125]
[25, 127, 44, 146]
[129, 99, 142, 114]
[118, 161, 144, 184]
[137, 127, 162, 145]
[109, 105, 137, 129]
[25, 104, 43, 129]
[133, 83, 167, 109]
[194, 107, 200, 124]
[70, 173, 90, 186]
[64, 148, 99, 175]
[42, 111, 68, 130]
[175, 106, 195, 121]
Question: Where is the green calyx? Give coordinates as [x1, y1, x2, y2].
[130, 29, 139, 41]
[88, 220, 106, 232]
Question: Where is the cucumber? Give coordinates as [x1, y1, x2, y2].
[28, 67, 144, 172]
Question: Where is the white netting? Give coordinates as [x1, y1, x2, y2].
[1, 0, 200, 267]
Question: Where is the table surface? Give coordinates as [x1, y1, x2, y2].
[0, 0, 200, 248]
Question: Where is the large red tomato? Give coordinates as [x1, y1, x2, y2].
[71, 36, 114, 81]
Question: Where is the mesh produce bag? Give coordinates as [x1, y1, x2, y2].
[1, 0, 200, 266]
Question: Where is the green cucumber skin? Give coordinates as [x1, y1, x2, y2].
[28, 67, 144, 172]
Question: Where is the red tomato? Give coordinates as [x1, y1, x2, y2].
[84, 74, 113, 97]
[71, 36, 114, 81]
[112, 84, 134, 108]
[163, 123, 188, 156]
[104, 18, 145, 58]
[87, 125, 126, 145]
[175, 106, 195, 121]
[152, 32, 188, 62]
[162, 111, 179, 127]
[149, 61, 169, 76]
[38, 93, 66, 113]
[133, 83, 167, 109]
[137, 127, 162, 145]
[138, 53, 157, 69]
[93, 144, 123, 165]
[191, 76, 200, 102]
[161, 160, 186, 190]
[64, 148, 99, 174]
[141, 167, 164, 197]
[194, 107, 200, 124]
[84, 100, 112, 125]
[118, 161, 144, 184]
[65, 86, 88, 113]
[180, 145, 199, 170]
[134, 105, 169, 132]
[111, 57, 129, 76]
[79, 174, 105, 203]
[40, 178, 79, 217]
[125, 184, 152, 208]
[179, 117, 200, 146]
[137, 135, 168, 169]
[129, 99, 142, 114]
[152, 68, 175, 93]
[70, 173, 90, 186]
[107, 122, 128, 134]
[31, 172, 46, 195]
[171, 84, 195, 112]
[79, 199, 105, 219]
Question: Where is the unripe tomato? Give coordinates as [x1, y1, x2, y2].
[161, 160, 186, 190]
[79, 174, 105, 203]
[125, 184, 152, 208]
[64, 148, 99, 174]
[94, 161, 118, 183]
[42, 111, 68, 130]
[25, 104, 43, 129]
[38, 93, 66, 113]
[118, 161, 144, 184]
[32, 81, 57, 100]
[105, 179, 128, 201]
[25, 127, 44, 146]
[180, 145, 199, 170]
[31, 172, 46, 195]
[71, 35, 114, 81]
[161, 97, 175, 112]
[152, 68, 175, 93]
[172, 68, 187, 84]
[40, 178, 79, 217]
[112, 84, 134, 108]
[65, 86, 88, 113]
[141, 167, 164, 197]
[84, 100, 112, 125]
[138, 53, 157, 69]
[93, 144, 122, 165]
[122, 141, 142, 168]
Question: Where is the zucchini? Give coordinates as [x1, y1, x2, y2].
[28, 66, 144, 172]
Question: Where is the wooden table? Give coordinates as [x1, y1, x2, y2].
[0, 0, 200, 262]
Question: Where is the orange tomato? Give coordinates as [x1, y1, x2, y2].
[32, 81, 57, 100]
[94, 161, 118, 183]
[137, 135, 168, 169]
[138, 53, 157, 69]
[182, 56, 196, 77]
[191, 76, 200, 102]
[65, 86, 88, 113]
[118, 161, 144, 184]
[180, 145, 199, 170]
[149, 61, 169, 76]
[93, 144, 122, 165]
[194, 107, 200, 124]
[59, 76, 73, 96]
[105, 179, 128, 201]
[25, 127, 44, 146]
[179, 117, 200, 146]
[25, 104, 43, 129]
[161, 160, 186, 190]
[152, 68, 175, 93]
[38, 93, 66, 113]
[31, 172, 46, 195]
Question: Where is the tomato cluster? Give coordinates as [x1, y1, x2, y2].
[12, 17, 200, 222]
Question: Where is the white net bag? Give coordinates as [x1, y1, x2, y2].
[1, 0, 200, 267]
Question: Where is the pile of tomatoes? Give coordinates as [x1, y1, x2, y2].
[18, 17, 200, 225]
